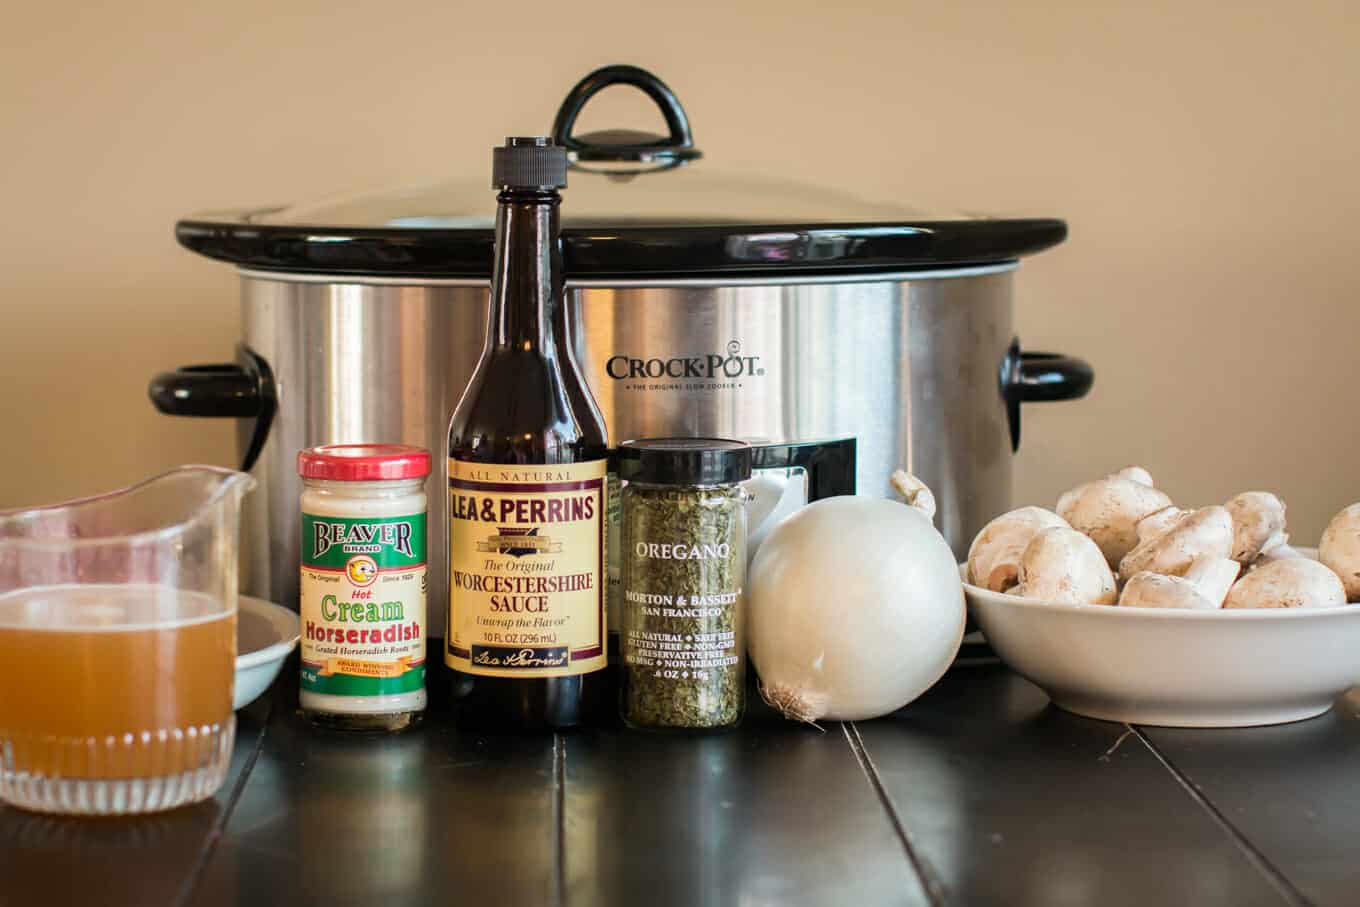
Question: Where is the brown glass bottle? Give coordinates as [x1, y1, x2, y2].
[445, 138, 609, 731]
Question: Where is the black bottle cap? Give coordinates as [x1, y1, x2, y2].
[616, 438, 753, 487]
[492, 137, 568, 190]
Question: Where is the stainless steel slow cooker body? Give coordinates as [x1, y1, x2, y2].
[225, 264, 1075, 637]
[151, 65, 1094, 633]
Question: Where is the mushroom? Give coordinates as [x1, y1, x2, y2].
[1119, 556, 1241, 610]
[1319, 503, 1360, 601]
[1135, 505, 1189, 545]
[1012, 526, 1118, 605]
[1224, 491, 1288, 565]
[890, 469, 937, 522]
[1253, 543, 1306, 568]
[966, 506, 1069, 593]
[1223, 557, 1346, 609]
[1118, 505, 1234, 581]
[1113, 466, 1154, 486]
[1056, 468, 1173, 569]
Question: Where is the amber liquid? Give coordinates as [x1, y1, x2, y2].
[0, 585, 235, 778]
[447, 188, 609, 731]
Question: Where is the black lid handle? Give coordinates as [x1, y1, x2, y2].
[551, 65, 701, 173]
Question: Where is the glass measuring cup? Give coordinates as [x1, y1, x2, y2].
[0, 466, 255, 815]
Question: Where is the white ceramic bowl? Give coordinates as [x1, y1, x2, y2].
[235, 596, 300, 710]
[966, 578, 1360, 727]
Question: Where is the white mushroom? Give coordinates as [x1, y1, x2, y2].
[1055, 468, 1173, 569]
[1012, 526, 1118, 605]
[1135, 506, 1189, 545]
[1118, 505, 1234, 581]
[1224, 491, 1288, 565]
[1223, 557, 1346, 609]
[1118, 556, 1240, 610]
[1113, 466, 1154, 486]
[1185, 556, 1241, 607]
[966, 506, 1069, 593]
[890, 469, 937, 522]
[1252, 544, 1306, 568]
[1319, 503, 1360, 601]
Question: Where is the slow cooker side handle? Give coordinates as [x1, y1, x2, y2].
[147, 345, 276, 472]
[1001, 339, 1095, 452]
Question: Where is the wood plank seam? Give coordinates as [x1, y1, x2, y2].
[1128, 726, 1313, 907]
[843, 722, 948, 906]
[174, 697, 275, 907]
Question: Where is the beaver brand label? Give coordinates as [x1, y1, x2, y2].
[446, 459, 607, 678]
[300, 513, 426, 696]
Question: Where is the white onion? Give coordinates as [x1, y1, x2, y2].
[747, 495, 965, 723]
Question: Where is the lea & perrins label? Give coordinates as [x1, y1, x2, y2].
[300, 512, 427, 696]
[446, 459, 607, 678]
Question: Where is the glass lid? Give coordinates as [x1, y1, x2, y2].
[177, 65, 1065, 279]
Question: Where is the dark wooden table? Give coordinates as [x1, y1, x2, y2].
[4, 658, 1358, 907]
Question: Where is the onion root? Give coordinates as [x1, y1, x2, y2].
[758, 679, 826, 731]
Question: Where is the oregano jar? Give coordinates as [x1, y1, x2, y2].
[617, 439, 752, 732]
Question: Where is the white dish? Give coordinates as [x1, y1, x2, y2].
[965, 572, 1360, 727]
[236, 596, 300, 710]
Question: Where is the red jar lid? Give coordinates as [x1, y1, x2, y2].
[297, 444, 431, 481]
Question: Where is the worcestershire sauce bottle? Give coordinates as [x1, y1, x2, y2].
[446, 138, 609, 730]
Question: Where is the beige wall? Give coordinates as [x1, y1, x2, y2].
[2, 0, 1357, 543]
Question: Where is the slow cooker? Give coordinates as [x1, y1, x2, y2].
[150, 64, 1093, 635]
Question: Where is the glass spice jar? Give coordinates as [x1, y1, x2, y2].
[617, 439, 752, 732]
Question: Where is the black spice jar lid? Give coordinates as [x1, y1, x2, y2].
[616, 438, 753, 487]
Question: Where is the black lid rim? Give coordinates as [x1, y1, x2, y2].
[175, 215, 1066, 279]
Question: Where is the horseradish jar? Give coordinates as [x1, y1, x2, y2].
[297, 444, 430, 732]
